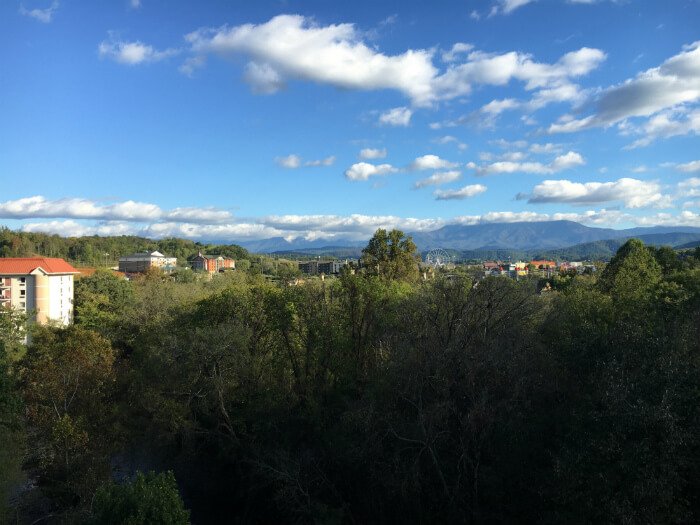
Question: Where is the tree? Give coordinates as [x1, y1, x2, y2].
[90, 471, 190, 525]
[360, 229, 419, 281]
[598, 238, 661, 303]
[20, 326, 116, 507]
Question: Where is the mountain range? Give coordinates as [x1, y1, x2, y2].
[234, 221, 700, 258]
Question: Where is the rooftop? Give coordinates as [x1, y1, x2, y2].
[0, 257, 80, 275]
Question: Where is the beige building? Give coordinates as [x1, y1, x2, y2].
[0, 257, 79, 326]
[118, 251, 177, 273]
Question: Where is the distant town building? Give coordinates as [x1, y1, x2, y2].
[299, 260, 319, 275]
[530, 260, 556, 269]
[299, 260, 346, 275]
[0, 257, 79, 326]
[118, 251, 177, 273]
[190, 252, 236, 273]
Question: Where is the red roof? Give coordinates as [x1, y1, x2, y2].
[0, 258, 80, 275]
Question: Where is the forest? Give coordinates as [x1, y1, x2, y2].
[0, 228, 250, 266]
[1, 230, 700, 524]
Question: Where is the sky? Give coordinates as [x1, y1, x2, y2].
[1, 0, 700, 243]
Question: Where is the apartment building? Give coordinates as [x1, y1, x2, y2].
[0, 257, 79, 326]
[190, 252, 236, 273]
[118, 251, 177, 273]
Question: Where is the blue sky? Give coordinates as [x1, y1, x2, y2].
[1, 0, 700, 242]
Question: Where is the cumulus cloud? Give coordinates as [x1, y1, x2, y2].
[186, 15, 437, 105]
[469, 151, 584, 175]
[12, 202, 700, 242]
[19, 1, 59, 23]
[431, 46, 605, 102]
[410, 155, 459, 170]
[183, 15, 605, 107]
[305, 156, 336, 167]
[344, 162, 398, 181]
[521, 177, 673, 208]
[130, 0, 141, 8]
[276, 154, 301, 168]
[0, 196, 234, 223]
[624, 108, 700, 149]
[441, 43, 474, 63]
[378, 107, 412, 126]
[359, 148, 387, 160]
[549, 42, 700, 138]
[98, 35, 179, 65]
[434, 184, 487, 200]
[413, 170, 462, 189]
[678, 177, 700, 198]
[677, 160, 700, 173]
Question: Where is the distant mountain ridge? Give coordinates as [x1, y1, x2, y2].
[233, 221, 700, 255]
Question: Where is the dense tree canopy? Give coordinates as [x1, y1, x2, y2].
[1, 238, 699, 523]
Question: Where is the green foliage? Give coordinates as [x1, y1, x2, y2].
[0, 227, 249, 266]
[90, 471, 189, 525]
[19, 326, 116, 508]
[3, 238, 700, 523]
[598, 238, 662, 302]
[361, 228, 419, 281]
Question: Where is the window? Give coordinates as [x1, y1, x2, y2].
[20, 277, 26, 284]
[19, 302, 25, 308]
[20, 290, 25, 297]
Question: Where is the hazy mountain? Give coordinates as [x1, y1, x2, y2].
[233, 221, 700, 255]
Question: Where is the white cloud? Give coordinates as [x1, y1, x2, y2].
[549, 42, 700, 137]
[470, 151, 584, 175]
[244, 62, 286, 94]
[186, 15, 437, 106]
[414, 170, 462, 189]
[410, 155, 459, 170]
[677, 161, 700, 173]
[276, 154, 301, 169]
[276, 154, 335, 168]
[184, 15, 605, 108]
[12, 201, 700, 243]
[678, 177, 700, 198]
[489, 0, 535, 17]
[359, 148, 387, 160]
[305, 156, 336, 167]
[481, 98, 520, 115]
[0, 196, 235, 223]
[522, 177, 673, 208]
[433, 136, 468, 150]
[178, 55, 206, 77]
[19, 1, 59, 23]
[344, 162, 398, 181]
[378, 106, 412, 126]
[442, 43, 474, 63]
[529, 142, 563, 154]
[625, 108, 700, 149]
[431, 46, 605, 102]
[434, 184, 487, 200]
[98, 36, 179, 65]
[130, 0, 141, 9]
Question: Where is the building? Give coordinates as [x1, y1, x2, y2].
[0, 257, 79, 326]
[190, 252, 236, 273]
[299, 260, 345, 275]
[318, 261, 342, 275]
[118, 251, 177, 273]
[299, 260, 319, 275]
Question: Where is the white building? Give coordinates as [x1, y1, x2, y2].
[118, 251, 177, 273]
[0, 258, 79, 326]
